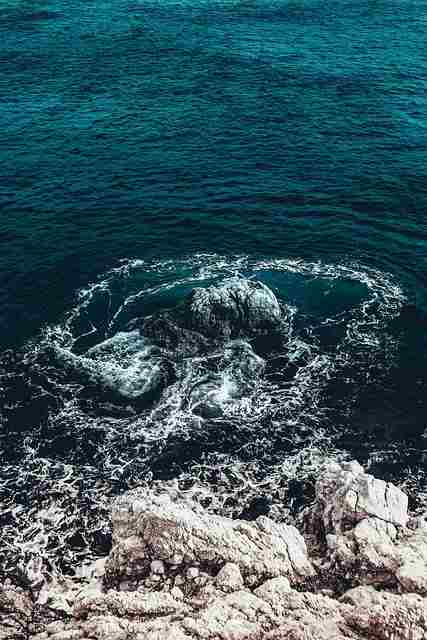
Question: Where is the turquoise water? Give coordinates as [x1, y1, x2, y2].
[1, 0, 427, 341]
[0, 0, 426, 571]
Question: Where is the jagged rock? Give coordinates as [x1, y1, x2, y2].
[315, 461, 408, 531]
[395, 528, 427, 594]
[74, 588, 424, 640]
[107, 491, 314, 585]
[181, 589, 275, 638]
[80, 615, 137, 640]
[5, 461, 427, 640]
[171, 586, 184, 600]
[50, 631, 82, 640]
[151, 560, 165, 575]
[309, 461, 427, 594]
[183, 279, 285, 339]
[186, 567, 199, 580]
[340, 585, 400, 608]
[254, 576, 291, 600]
[343, 592, 427, 640]
[46, 620, 66, 635]
[45, 592, 73, 616]
[7, 577, 427, 640]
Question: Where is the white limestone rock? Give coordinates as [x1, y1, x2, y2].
[315, 461, 408, 531]
[107, 491, 315, 584]
[215, 563, 244, 593]
[25, 460, 427, 640]
[309, 461, 427, 594]
[395, 529, 427, 594]
[74, 590, 188, 619]
[254, 576, 291, 601]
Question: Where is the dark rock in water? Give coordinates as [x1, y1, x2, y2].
[183, 279, 285, 339]
[90, 353, 174, 407]
[221, 339, 265, 380]
[86, 330, 148, 362]
[188, 340, 265, 418]
[190, 381, 225, 418]
[138, 280, 288, 359]
[141, 315, 211, 356]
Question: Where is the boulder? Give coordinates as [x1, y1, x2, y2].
[309, 461, 427, 594]
[315, 461, 408, 532]
[215, 563, 244, 593]
[106, 490, 314, 585]
[183, 279, 285, 339]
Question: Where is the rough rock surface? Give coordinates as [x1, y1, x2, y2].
[141, 279, 287, 353]
[308, 460, 427, 594]
[2, 461, 427, 640]
[184, 279, 285, 338]
[62, 583, 427, 640]
[315, 460, 409, 529]
[106, 489, 315, 585]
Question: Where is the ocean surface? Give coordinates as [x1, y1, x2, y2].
[0, 0, 426, 574]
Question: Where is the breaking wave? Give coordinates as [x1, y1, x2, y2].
[1, 254, 425, 580]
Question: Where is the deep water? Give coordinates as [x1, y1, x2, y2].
[0, 0, 426, 574]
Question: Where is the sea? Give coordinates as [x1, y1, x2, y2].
[0, 0, 426, 575]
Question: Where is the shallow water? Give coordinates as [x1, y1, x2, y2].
[0, 0, 426, 573]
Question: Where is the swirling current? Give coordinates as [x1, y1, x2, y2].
[0, 255, 426, 575]
[1, 0, 427, 579]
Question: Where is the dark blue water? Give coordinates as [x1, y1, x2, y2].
[0, 0, 426, 573]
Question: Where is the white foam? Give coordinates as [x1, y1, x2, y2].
[2, 254, 413, 582]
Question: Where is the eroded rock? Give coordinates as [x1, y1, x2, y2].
[70, 585, 427, 640]
[183, 279, 286, 339]
[4, 460, 427, 640]
[308, 461, 427, 594]
[107, 490, 314, 585]
[315, 461, 408, 531]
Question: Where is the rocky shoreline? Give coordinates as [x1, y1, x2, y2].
[1, 460, 426, 639]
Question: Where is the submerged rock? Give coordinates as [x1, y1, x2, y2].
[188, 340, 265, 418]
[49, 333, 174, 404]
[141, 316, 211, 355]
